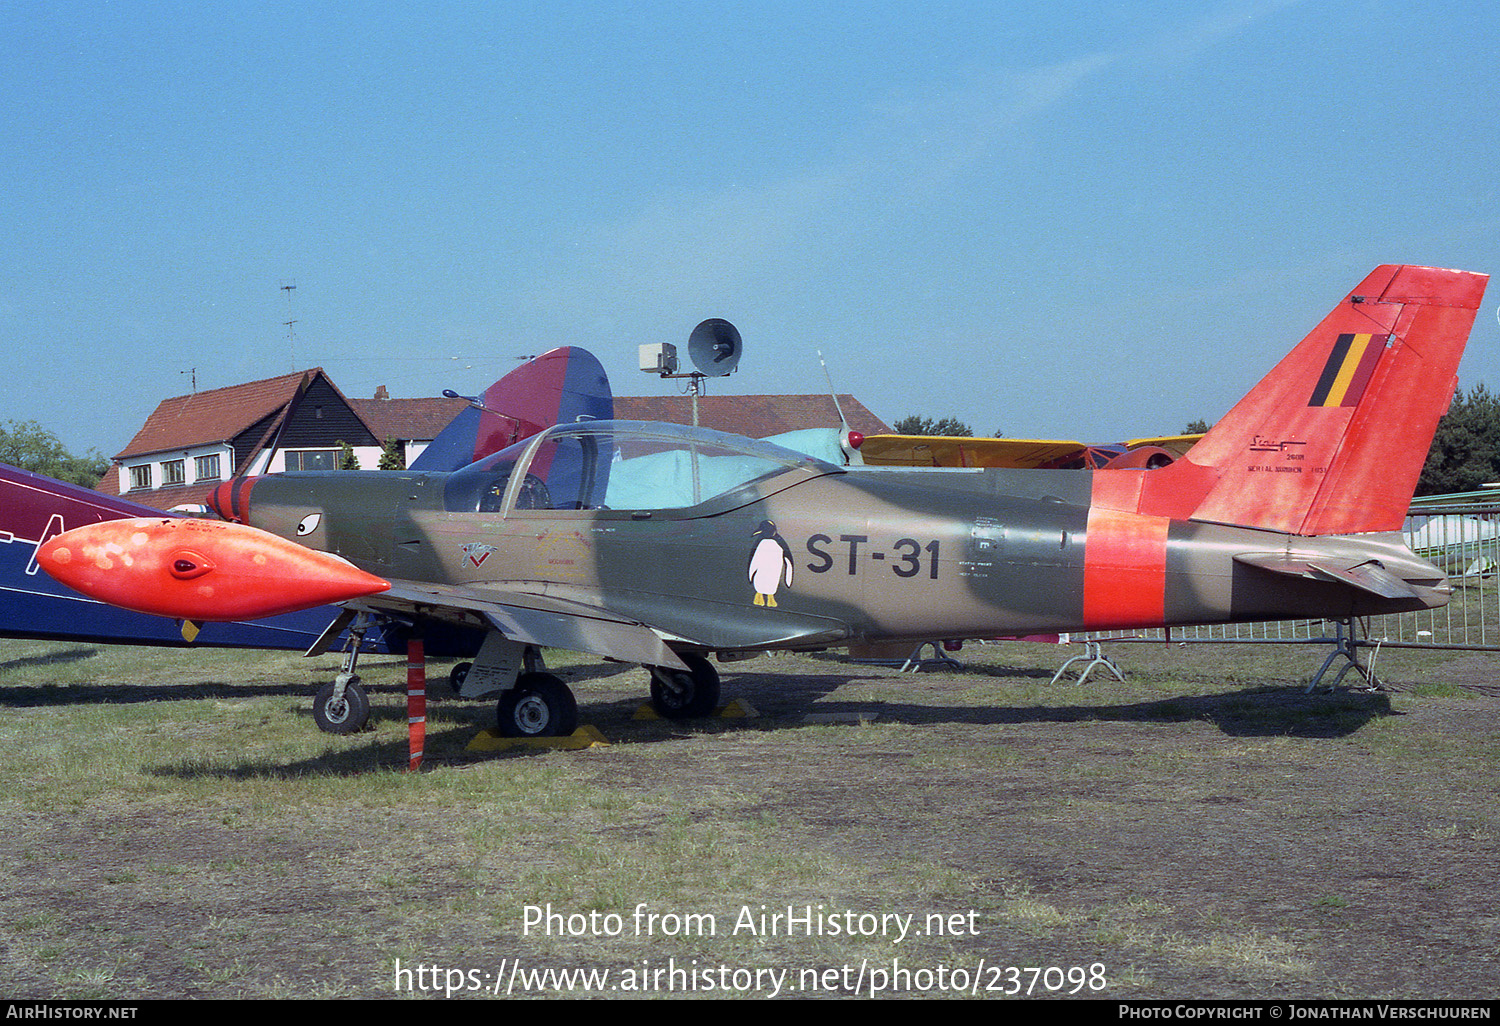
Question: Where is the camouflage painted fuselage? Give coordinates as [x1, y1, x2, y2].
[224, 436, 1446, 660]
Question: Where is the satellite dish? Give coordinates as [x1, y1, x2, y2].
[687, 318, 742, 377]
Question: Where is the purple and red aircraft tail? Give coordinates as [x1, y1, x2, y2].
[1092, 265, 1489, 536]
[408, 347, 613, 472]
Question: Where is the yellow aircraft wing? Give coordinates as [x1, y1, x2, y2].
[858, 435, 1088, 469]
[858, 434, 1206, 469]
[1124, 434, 1203, 459]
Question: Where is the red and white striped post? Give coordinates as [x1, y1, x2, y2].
[407, 638, 426, 771]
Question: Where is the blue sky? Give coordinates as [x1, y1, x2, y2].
[4, 0, 1498, 457]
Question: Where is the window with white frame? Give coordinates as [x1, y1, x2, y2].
[195, 454, 221, 480]
[163, 459, 185, 486]
[285, 450, 338, 472]
[128, 465, 152, 490]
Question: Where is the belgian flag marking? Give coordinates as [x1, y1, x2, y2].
[1310, 333, 1386, 407]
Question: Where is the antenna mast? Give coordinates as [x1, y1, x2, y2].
[281, 281, 297, 368]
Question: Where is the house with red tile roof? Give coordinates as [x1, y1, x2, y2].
[99, 370, 466, 511]
[99, 369, 889, 512]
[348, 390, 471, 464]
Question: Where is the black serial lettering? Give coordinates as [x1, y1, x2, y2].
[806, 534, 834, 574]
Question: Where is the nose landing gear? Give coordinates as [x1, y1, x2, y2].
[313, 612, 377, 735]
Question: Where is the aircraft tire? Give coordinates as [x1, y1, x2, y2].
[313, 679, 370, 735]
[496, 672, 578, 738]
[448, 662, 472, 695]
[649, 654, 720, 720]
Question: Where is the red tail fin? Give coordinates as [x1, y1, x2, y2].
[1094, 265, 1488, 535]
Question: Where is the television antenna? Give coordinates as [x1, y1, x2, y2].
[281, 281, 297, 368]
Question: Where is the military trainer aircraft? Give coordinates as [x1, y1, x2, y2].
[38, 265, 1487, 743]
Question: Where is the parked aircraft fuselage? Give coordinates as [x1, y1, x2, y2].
[227, 449, 1446, 656]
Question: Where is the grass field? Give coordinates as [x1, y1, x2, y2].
[1, 636, 1496, 999]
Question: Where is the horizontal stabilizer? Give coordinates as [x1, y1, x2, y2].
[1233, 551, 1420, 600]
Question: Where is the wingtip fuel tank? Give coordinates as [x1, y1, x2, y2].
[37, 517, 390, 622]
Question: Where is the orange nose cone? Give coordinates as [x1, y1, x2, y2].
[38, 518, 390, 622]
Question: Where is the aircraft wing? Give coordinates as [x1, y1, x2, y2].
[339, 578, 851, 669]
[859, 435, 1088, 469]
[0, 463, 410, 651]
[859, 433, 1206, 469]
[338, 579, 690, 669]
[1124, 434, 1203, 459]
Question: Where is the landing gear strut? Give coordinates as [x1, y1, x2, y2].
[314, 612, 375, 734]
[649, 653, 720, 719]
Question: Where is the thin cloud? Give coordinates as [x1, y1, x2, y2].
[527, 1, 1304, 316]
[1142, 0, 1307, 64]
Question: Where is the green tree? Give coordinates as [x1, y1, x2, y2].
[377, 436, 405, 470]
[337, 440, 360, 471]
[1418, 384, 1500, 495]
[0, 419, 109, 487]
[1182, 418, 1211, 435]
[892, 415, 974, 437]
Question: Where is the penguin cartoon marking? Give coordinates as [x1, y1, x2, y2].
[747, 519, 795, 607]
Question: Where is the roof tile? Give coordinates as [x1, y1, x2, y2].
[114, 369, 324, 459]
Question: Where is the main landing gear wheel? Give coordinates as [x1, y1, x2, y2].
[649, 654, 720, 720]
[496, 672, 578, 738]
[448, 661, 472, 695]
[313, 678, 370, 734]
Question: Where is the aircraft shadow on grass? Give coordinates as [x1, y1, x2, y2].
[0, 679, 318, 708]
[718, 671, 1394, 739]
[144, 665, 1394, 780]
[0, 645, 102, 673]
